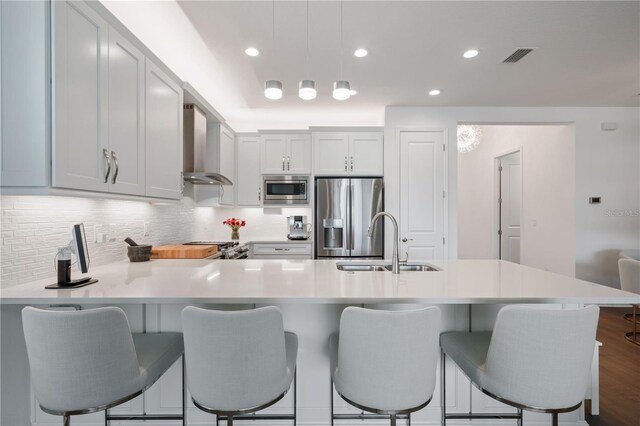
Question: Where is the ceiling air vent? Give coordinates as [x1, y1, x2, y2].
[501, 48, 535, 63]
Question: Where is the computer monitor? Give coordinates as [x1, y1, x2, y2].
[72, 223, 90, 273]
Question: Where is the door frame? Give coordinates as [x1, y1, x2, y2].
[395, 127, 449, 260]
[492, 147, 524, 260]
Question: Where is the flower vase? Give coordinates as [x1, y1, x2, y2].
[231, 228, 240, 240]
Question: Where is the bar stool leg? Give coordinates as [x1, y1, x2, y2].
[441, 350, 447, 426]
[293, 369, 297, 426]
[390, 414, 397, 426]
[63, 414, 70, 426]
[330, 377, 334, 426]
[552, 413, 558, 426]
[227, 415, 233, 426]
[104, 408, 108, 426]
[182, 354, 187, 426]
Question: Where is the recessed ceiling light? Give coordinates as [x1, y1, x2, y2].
[463, 49, 479, 59]
[354, 48, 368, 58]
[349, 89, 358, 95]
[245, 47, 260, 57]
[429, 89, 441, 96]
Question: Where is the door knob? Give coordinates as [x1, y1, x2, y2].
[402, 238, 413, 243]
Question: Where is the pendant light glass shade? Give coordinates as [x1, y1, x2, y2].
[264, 80, 283, 100]
[298, 80, 317, 100]
[332, 80, 351, 101]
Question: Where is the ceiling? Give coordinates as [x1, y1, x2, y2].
[177, 0, 640, 130]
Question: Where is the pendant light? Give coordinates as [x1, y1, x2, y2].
[299, 0, 316, 100]
[264, 0, 283, 100]
[333, 0, 351, 101]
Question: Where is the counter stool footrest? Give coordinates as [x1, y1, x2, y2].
[217, 414, 295, 421]
[445, 413, 521, 420]
[333, 414, 409, 420]
[106, 414, 184, 421]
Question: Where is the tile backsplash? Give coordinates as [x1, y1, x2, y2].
[1, 195, 311, 288]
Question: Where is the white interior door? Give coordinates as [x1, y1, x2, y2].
[399, 130, 446, 261]
[498, 151, 521, 263]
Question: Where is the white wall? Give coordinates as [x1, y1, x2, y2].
[385, 106, 640, 287]
[0, 195, 310, 288]
[458, 125, 576, 276]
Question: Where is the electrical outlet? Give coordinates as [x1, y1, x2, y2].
[109, 223, 117, 241]
[143, 222, 150, 237]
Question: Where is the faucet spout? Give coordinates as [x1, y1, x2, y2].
[369, 212, 400, 274]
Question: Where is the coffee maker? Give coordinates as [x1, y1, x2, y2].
[287, 216, 310, 240]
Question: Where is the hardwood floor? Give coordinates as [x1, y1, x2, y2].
[585, 307, 640, 426]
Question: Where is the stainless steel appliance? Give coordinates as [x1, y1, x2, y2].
[263, 175, 309, 205]
[287, 216, 311, 240]
[183, 241, 249, 259]
[315, 178, 384, 258]
[183, 104, 233, 186]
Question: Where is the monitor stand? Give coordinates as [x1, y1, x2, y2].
[45, 259, 98, 289]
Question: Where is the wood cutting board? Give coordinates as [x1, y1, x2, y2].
[151, 244, 218, 259]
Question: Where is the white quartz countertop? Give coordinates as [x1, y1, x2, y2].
[2, 259, 638, 305]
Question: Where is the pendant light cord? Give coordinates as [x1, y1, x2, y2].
[305, 0, 309, 78]
[339, 0, 343, 79]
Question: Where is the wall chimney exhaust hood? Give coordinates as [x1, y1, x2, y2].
[183, 104, 233, 186]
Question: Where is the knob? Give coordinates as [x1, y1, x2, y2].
[402, 238, 413, 243]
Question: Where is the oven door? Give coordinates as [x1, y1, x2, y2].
[263, 176, 309, 205]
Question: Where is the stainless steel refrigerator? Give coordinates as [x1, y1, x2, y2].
[315, 177, 384, 258]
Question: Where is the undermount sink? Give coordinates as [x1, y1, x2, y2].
[336, 263, 440, 272]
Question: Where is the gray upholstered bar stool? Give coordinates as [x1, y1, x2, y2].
[181, 306, 298, 426]
[619, 258, 640, 345]
[21, 306, 185, 426]
[440, 305, 600, 426]
[329, 306, 441, 426]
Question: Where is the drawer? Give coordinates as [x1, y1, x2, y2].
[252, 243, 312, 256]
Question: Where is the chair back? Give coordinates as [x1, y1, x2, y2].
[334, 306, 440, 412]
[21, 307, 141, 413]
[619, 258, 640, 295]
[484, 305, 599, 410]
[181, 306, 289, 412]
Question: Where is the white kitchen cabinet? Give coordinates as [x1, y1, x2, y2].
[107, 28, 146, 196]
[0, 0, 49, 187]
[349, 132, 384, 175]
[145, 58, 183, 199]
[52, 0, 109, 192]
[251, 242, 313, 259]
[236, 136, 261, 206]
[313, 132, 382, 176]
[261, 134, 311, 174]
[218, 124, 236, 205]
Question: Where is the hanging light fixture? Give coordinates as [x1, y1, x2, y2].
[333, 0, 351, 101]
[264, 0, 283, 100]
[299, 0, 316, 100]
[457, 125, 482, 153]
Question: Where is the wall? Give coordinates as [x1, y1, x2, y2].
[457, 125, 576, 276]
[384, 106, 640, 287]
[0, 195, 311, 288]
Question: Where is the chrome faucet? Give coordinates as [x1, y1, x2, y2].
[368, 212, 401, 274]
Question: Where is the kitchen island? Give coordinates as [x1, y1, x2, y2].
[1, 259, 637, 426]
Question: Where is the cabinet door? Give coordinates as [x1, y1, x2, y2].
[107, 27, 145, 195]
[236, 136, 261, 206]
[286, 134, 311, 174]
[1, 0, 49, 187]
[349, 132, 383, 176]
[261, 135, 287, 174]
[218, 125, 235, 205]
[313, 133, 349, 176]
[145, 59, 183, 199]
[52, 0, 109, 192]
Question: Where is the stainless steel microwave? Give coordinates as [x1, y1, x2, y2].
[263, 176, 309, 205]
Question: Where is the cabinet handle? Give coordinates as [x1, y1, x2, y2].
[344, 156, 348, 172]
[110, 151, 119, 184]
[274, 248, 290, 251]
[282, 156, 285, 171]
[258, 187, 261, 202]
[350, 156, 354, 172]
[103, 149, 111, 183]
[287, 156, 290, 171]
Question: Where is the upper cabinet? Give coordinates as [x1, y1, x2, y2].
[0, 0, 49, 187]
[261, 134, 311, 174]
[217, 124, 236, 205]
[236, 136, 261, 206]
[313, 132, 383, 176]
[145, 59, 183, 199]
[52, 0, 109, 192]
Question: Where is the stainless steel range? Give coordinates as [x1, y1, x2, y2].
[183, 241, 249, 259]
